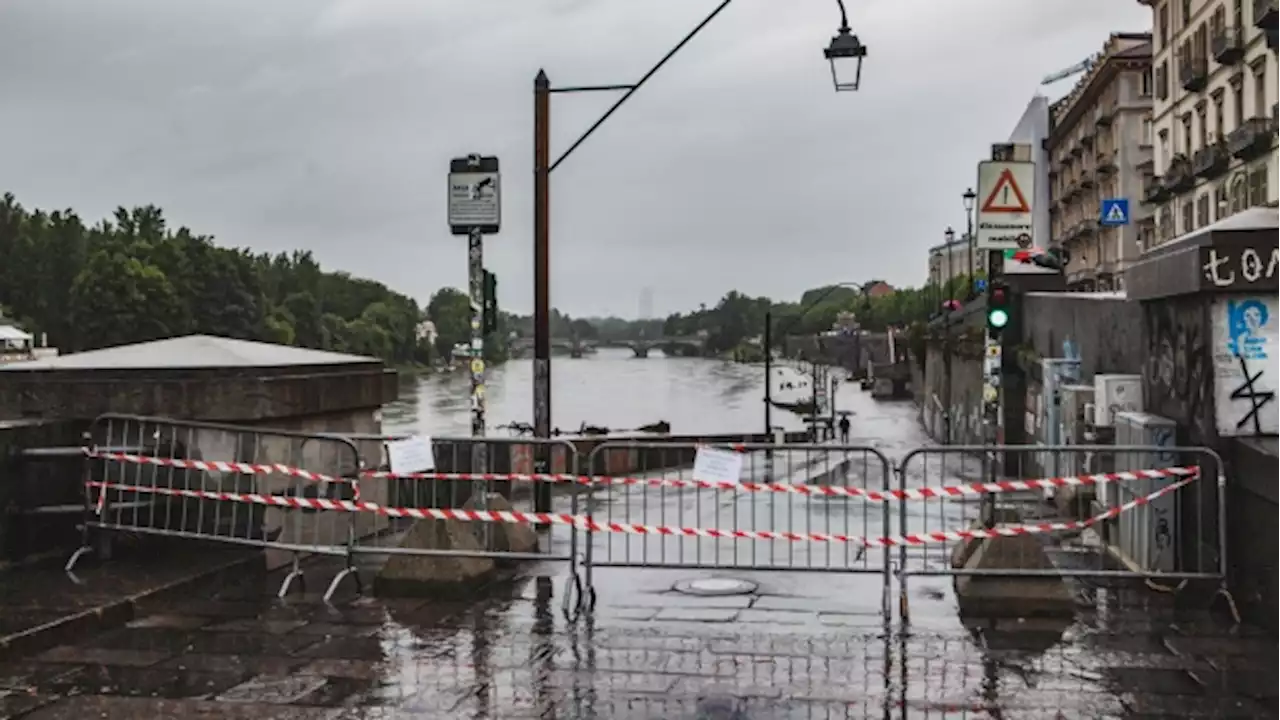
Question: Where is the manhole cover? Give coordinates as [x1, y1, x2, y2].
[673, 577, 758, 597]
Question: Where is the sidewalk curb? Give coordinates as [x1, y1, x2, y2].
[0, 550, 263, 662]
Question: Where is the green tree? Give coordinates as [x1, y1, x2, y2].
[68, 250, 187, 350]
[427, 288, 471, 359]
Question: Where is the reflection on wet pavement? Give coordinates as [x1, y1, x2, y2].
[1, 556, 1276, 719]
[1, 386, 1274, 718]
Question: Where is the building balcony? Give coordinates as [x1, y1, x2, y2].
[1144, 176, 1170, 204]
[1096, 148, 1118, 175]
[1136, 155, 1155, 172]
[1070, 143, 1084, 158]
[1080, 170, 1096, 190]
[1094, 106, 1114, 127]
[1164, 154, 1195, 193]
[1227, 117, 1274, 159]
[1178, 51, 1209, 92]
[1192, 141, 1230, 179]
[1211, 25, 1246, 64]
[1255, 0, 1277, 29]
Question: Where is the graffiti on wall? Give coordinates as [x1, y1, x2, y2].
[1212, 296, 1278, 436]
[1144, 300, 1213, 440]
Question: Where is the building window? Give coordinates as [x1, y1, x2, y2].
[1181, 113, 1193, 153]
[1181, 199, 1194, 234]
[1159, 129, 1170, 170]
[1234, 0, 1243, 27]
[1156, 62, 1169, 100]
[1254, 63, 1267, 118]
[1196, 105, 1208, 150]
[1141, 68, 1153, 97]
[1213, 93, 1225, 140]
[1232, 79, 1245, 126]
[1197, 193, 1210, 226]
[1159, 4, 1170, 47]
[1231, 173, 1248, 212]
[1142, 116, 1154, 145]
[1182, 0, 1192, 27]
[1215, 184, 1229, 220]
[1249, 167, 1269, 207]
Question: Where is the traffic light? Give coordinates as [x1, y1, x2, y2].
[482, 270, 498, 334]
[987, 281, 1010, 339]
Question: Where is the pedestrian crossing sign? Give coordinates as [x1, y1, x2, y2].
[1100, 198, 1130, 226]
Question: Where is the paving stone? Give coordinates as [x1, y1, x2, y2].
[18, 695, 345, 719]
[653, 607, 740, 623]
[160, 653, 307, 677]
[45, 664, 245, 699]
[37, 646, 171, 667]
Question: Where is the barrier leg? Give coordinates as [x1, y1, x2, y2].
[278, 554, 305, 599]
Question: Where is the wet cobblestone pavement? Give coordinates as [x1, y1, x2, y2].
[1, 557, 1275, 719]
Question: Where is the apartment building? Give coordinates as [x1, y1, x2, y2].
[1137, 0, 1278, 246]
[926, 233, 980, 288]
[1047, 34, 1155, 292]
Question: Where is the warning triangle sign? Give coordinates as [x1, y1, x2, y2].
[1104, 203, 1127, 223]
[981, 169, 1030, 213]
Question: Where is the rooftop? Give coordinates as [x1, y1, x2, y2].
[0, 334, 380, 371]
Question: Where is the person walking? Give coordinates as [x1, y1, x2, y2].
[838, 414, 851, 444]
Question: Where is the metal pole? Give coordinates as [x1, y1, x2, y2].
[811, 339, 820, 441]
[532, 70, 553, 514]
[468, 228, 488, 501]
[966, 213, 975, 298]
[763, 311, 773, 436]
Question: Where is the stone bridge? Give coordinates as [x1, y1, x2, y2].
[508, 336, 707, 358]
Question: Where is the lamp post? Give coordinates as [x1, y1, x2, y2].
[963, 187, 977, 298]
[943, 226, 956, 302]
[532, 0, 865, 512]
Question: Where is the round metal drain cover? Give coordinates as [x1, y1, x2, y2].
[673, 577, 758, 597]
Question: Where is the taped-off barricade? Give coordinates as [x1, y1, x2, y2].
[69, 418, 1228, 624]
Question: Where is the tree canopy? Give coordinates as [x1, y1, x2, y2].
[0, 193, 491, 366]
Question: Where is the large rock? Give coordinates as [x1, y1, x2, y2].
[954, 532, 1075, 618]
[463, 493, 539, 556]
[376, 517, 495, 594]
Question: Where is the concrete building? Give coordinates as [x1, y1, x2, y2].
[1136, 0, 1278, 246]
[1008, 95, 1053, 247]
[1047, 34, 1155, 292]
[926, 233, 980, 288]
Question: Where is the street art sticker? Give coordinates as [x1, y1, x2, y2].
[1211, 295, 1278, 436]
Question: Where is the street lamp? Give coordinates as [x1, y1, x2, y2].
[825, 0, 868, 91]
[944, 226, 956, 302]
[963, 187, 977, 297]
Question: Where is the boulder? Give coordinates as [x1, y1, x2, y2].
[376, 518, 495, 594]
[463, 493, 539, 556]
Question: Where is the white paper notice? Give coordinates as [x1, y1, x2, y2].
[385, 435, 436, 474]
[691, 447, 743, 485]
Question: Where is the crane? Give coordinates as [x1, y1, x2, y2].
[1040, 54, 1098, 86]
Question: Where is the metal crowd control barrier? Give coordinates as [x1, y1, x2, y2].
[893, 444, 1227, 622]
[344, 433, 587, 617]
[68, 413, 365, 601]
[581, 441, 895, 615]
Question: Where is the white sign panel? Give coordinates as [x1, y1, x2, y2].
[448, 171, 501, 229]
[691, 447, 744, 485]
[975, 160, 1035, 251]
[1211, 295, 1278, 436]
[385, 435, 437, 474]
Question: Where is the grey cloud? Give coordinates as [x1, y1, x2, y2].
[0, 0, 1150, 318]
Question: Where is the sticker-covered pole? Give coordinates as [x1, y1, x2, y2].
[468, 227, 488, 493]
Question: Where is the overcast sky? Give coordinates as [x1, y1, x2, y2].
[0, 0, 1150, 318]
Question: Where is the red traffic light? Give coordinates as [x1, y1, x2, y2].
[990, 287, 1007, 305]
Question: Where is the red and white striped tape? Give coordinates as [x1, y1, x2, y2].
[86, 449, 360, 499]
[83, 468, 1195, 548]
[361, 466, 1200, 503]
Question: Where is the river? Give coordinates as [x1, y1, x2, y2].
[382, 347, 844, 438]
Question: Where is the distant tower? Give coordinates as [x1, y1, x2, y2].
[638, 286, 654, 321]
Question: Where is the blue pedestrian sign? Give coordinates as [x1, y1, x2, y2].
[1100, 198, 1130, 226]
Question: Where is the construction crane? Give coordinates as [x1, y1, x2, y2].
[1040, 54, 1097, 86]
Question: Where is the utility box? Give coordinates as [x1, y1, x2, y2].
[1036, 358, 1082, 477]
[1059, 384, 1096, 477]
[1111, 411, 1179, 574]
[1093, 374, 1143, 428]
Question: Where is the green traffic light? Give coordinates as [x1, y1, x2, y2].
[988, 308, 1010, 329]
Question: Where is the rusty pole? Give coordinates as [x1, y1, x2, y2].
[532, 70, 553, 514]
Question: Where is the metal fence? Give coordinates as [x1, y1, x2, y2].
[580, 441, 894, 613]
[55, 418, 1231, 625]
[69, 413, 365, 601]
[894, 443, 1226, 621]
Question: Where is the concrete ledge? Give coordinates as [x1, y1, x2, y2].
[0, 547, 263, 662]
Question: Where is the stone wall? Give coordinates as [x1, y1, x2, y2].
[1022, 292, 1145, 378]
[916, 307, 986, 444]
